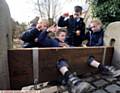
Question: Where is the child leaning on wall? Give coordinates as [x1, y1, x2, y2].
[82, 19, 104, 47]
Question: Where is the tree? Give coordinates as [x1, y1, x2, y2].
[11, 19, 27, 48]
[90, 0, 120, 26]
[33, 0, 62, 24]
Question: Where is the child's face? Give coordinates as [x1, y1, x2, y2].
[57, 32, 66, 42]
[37, 22, 48, 31]
[90, 23, 101, 32]
[74, 12, 81, 18]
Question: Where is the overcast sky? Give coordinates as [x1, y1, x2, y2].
[5, 0, 88, 23]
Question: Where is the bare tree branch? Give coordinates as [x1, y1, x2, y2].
[33, 0, 62, 23]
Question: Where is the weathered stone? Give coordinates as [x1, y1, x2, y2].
[40, 86, 58, 93]
[83, 77, 95, 82]
[81, 72, 92, 77]
[92, 89, 107, 93]
[104, 77, 117, 82]
[0, 74, 10, 90]
[105, 84, 120, 93]
[93, 74, 102, 80]
[92, 79, 108, 88]
[116, 81, 120, 85]
[0, 0, 12, 89]
[21, 72, 120, 92]
[88, 84, 96, 92]
[104, 22, 120, 68]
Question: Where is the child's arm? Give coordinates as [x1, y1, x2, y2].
[38, 25, 59, 47]
[95, 31, 104, 46]
[21, 28, 40, 42]
[58, 15, 68, 27]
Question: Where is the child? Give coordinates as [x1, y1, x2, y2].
[21, 19, 49, 48]
[58, 6, 85, 46]
[38, 25, 69, 47]
[83, 19, 104, 46]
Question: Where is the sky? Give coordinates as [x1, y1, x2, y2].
[5, 0, 88, 23]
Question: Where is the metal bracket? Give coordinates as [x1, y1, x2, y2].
[32, 48, 39, 89]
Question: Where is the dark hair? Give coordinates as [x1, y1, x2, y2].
[74, 6, 82, 12]
[56, 28, 67, 36]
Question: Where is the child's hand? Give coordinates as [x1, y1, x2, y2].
[82, 44, 87, 47]
[47, 24, 57, 33]
[63, 12, 69, 17]
[36, 23, 48, 31]
[82, 40, 88, 47]
[34, 38, 38, 42]
[36, 24, 42, 31]
[76, 30, 81, 36]
[59, 42, 69, 47]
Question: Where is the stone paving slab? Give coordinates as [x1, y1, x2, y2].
[92, 89, 107, 93]
[88, 84, 96, 92]
[105, 84, 120, 93]
[116, 81, 120, 85]
[92, 79, 108, 88]
[22, 72, 120, 93]
[104, 77, 117, 82]
[83, 76, 95, 82]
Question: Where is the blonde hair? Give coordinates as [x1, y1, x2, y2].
[55, 28, 67, 36]
[90, 19, 103, 27]
[38, 19, 49, 26]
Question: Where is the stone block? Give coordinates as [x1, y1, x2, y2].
[92, 89, 107, 93]
[92, 79, 108, 88]
[105, 84, 120, 93]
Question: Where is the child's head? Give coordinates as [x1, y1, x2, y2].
[74, 5, 82, 16]
[89, 19, 103, 32]
[36, 19, 49, 31]
[55, 28, 67, 42]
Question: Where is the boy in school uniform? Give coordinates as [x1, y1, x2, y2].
[21, 19, 49, 48]
[83, 19, 104, 46]
[38, 25, 69, 47]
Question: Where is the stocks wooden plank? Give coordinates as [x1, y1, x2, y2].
[8, 46, 114, 89]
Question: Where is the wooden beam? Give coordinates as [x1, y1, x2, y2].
[8, 46, 114, 89]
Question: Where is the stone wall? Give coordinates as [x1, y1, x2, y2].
[104, 22, 120, 68]
[0, 0, 12, 89]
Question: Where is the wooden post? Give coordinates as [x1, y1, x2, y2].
[0, 0, 12, 89]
